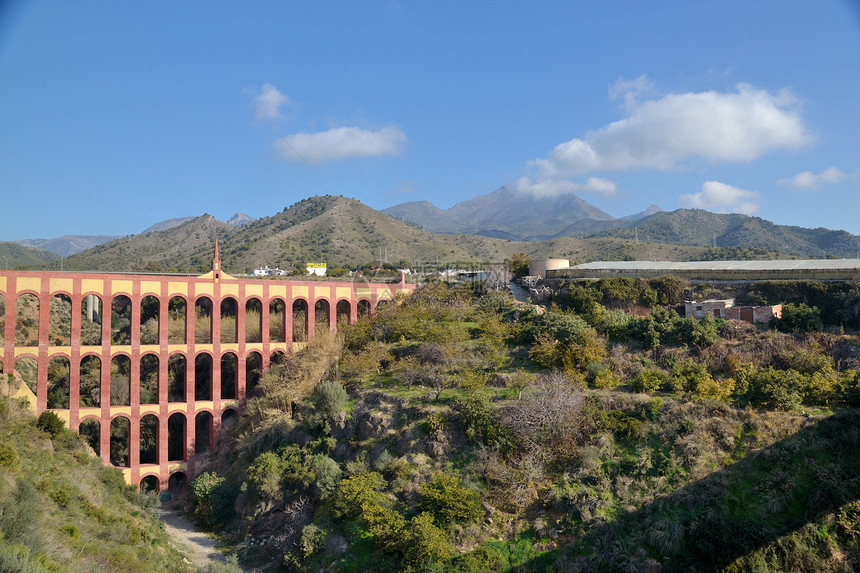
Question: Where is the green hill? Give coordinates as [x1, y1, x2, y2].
[592, 209, 860, 258]
[0, 241, 61, 269]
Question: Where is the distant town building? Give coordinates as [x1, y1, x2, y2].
[253, 265, 286, 277]
[306, 262, 327, 277]
[683, 298, 782, 324]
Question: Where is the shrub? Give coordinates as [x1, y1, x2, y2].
[693, 376, 735, 401]
[746, 367, 804, 411]
[773, 303, 823, 333]
[417, 473, 483, 526]
[801, 371, 838, 406]
[632, 369, 669, 393]
[590, 367, 620, 390]
[0, 442, 19, 473]
[314, 455, 342, 500]
[501, 372, 589, 457]
[311, 379, 349, 430]
[401, 512, 453, 565]
[458, 396, 516, 454]
[189, 472, 235, 529]
[36, 411, 65, 436]
[332, 471, 386, 520]
[246, 451, 285, 501]
[299, 524, 326, 558]
[671, 359, 712, 394]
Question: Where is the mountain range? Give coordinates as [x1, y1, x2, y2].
[4, 190, 860, 272]
[11, 212, 255, 258]
[382, 185, 644, 240]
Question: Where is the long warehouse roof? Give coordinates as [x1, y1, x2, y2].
[572, 259, 860, 271]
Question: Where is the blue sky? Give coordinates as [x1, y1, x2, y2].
[1, 1, 859, 240]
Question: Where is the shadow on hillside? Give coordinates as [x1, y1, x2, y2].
[534, 409, 860, 572]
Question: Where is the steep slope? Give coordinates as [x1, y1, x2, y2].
[620, 204, 665, 222]
[594, 209, 860, 258]
[0, 241, 61, 268]
[384, 186, 616, 239]
[66, 215, 235, 272]
[381, 200, 460, 233]
[0, 381, 190, 571]
[140, 216, 197, 234]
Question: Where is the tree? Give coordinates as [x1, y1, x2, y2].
[507, 253, 530, 278]
[417, 473, 483, 526]
[774, 303, 822, 333]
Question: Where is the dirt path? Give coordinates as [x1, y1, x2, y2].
[157, 506, 229, 570]
[509, 280, 532, 304]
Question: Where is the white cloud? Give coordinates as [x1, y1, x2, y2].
[253, 84, 289, 120]
[778, 166, 846, 188]
[275, 126, 407, 163]
[515, 176, 617, 197]
[529, 81, 811, 176]
[679, 180, 760, 215]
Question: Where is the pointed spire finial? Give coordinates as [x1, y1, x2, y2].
[212, 239, 222, 276]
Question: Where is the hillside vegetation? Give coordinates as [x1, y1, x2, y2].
[63, 196, 732, 274]
[186, 278, 860, 572]
[591, 209, 860, 258]
[0, 375, 193, 572]
[0, 241, 60, 269]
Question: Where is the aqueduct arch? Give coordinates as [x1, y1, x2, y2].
[0, 245, 413, 489]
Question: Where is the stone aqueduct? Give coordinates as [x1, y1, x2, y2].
[0, 246, 414, 491]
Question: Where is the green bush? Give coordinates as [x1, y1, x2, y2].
[299, 524, 326, 558]
[189, 472, 235, 529]
[417, 473, 483, 526]
[773, 303, 823, 333]
[632, 369, 669, 393]
[36, 411, 65, 436]
[246, 451, 285, 501]
[311, 379, 349, 430]
[332, 471, 386, 520]
[745, 367, 804, 411]
[0, 442, 20, 473]
[314, 455, 342, 500]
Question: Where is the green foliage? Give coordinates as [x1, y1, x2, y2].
[649, 275, 688, 304]
[670, 359, 713, 394]
[314, 455, 342, 500]
[332, 471, 387, 520]
[632, 368, 669, 393]
[745, 367, 805, 411]
[693, 375, 735, 401]
[590, 367, 620, 390]
[457, 396, 516, 454]
[522, 311, 606, 372]
[190, 472, 235, 529]
[675, 314, 720, 348]
[773, 302, 823, 333]
[507, 253, 530, 278]
[0, 442, 19, 473]
[35, 411, 65, 437]
[400, 511, 453, 565]
[417, 473, 483, 526]
[299, 524, 326, 558]
[311, 379, 349, 430]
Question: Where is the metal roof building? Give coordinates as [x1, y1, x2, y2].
[546, 259, 860, 281]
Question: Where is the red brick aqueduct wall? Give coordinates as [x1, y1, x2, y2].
[0, 251, 414, 491]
